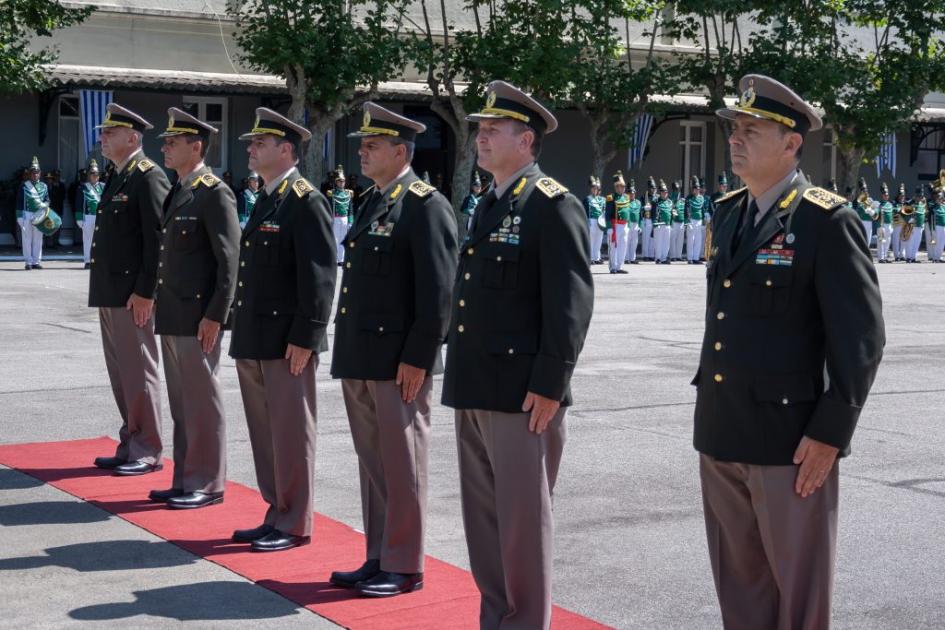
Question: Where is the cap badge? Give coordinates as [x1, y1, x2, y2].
[740, 79, 756, 108]
[486, 90, 497, 109]
[167, 115, 175, 129]
[363, 111, 371, 128]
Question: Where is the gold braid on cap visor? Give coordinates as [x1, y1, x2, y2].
[733, 106, 797, 129]
[479, 107, 530, 124]
[359, 126, 400, 137]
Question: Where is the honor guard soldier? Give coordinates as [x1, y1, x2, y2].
[653, 179, 673, 263]
[148, 108, 240, 509]
[18, 156, 49, 270]
[853, 177, 877, 250]
[905, 185, 927, 263]
[930, 188, 945, 262]
[685, 175, 707, 264]
[892, 183, 907, 261]
[876, 183, 894, 262]
[670, 180, 686, 260]
[640, 176, 657, 260]
[699, 75, 884, 629]
[229, 107, 337, 551]
[76, 159, 104, 269]
[328, 165, 355, 265]
[238, 172, 260, 229]
[328, 103, 459, 597]
[625, 179, 642, 264]
[461, 171, 483, 232]
[442, 80, 594, 630]
[584, 175, 606, 264]
[90, 104, 171, 475]
[605, 170, 631, 273]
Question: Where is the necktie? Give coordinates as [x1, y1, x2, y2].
[470, 189, 498, 234]
[733, 200, 759, 252]
[163, 181, 181, 216]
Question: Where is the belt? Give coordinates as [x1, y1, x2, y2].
[614, 219, 628, 224]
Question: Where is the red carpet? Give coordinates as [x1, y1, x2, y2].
[0, 437, 611, 629]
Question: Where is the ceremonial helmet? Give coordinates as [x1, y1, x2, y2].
[613, 170, 626, 186]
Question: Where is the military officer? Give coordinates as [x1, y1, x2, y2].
[685, 175, 706, 264]
[18, 157, 48, 270]
[583, 175, 606, 264]
[653, 179, 673, 264]
[229, 108, 337, 551]
[625, 179, 642, 264]
[238, 172, 260, 229]
[76, 159, 104, 269]
[876, 183, 894, 263]
[328, 103, 458, 597]
[148, 108, 240, 509]
[892, 183, 907, 262]
[443, 80, 594, 630]
[605, 170, 630, 273]
[328, 165, 355, 265]
[853, 177, 877, 251]
[670, 180, 686, 261]
[90, 104, 171, 476]
[930, 189, 945, 262]
[462, 171, 483, 233]
[640, 176, 657, 260]
[699, 74, 884, 629]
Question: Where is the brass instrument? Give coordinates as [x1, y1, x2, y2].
[858, 191, 877, 219]
[703, 220, 713, 259]
[901, 203, 916, 242]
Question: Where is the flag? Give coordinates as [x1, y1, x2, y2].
[875, 132, 897, 179]
[79, 90, 113, 157]
[628, 113, 654, 170]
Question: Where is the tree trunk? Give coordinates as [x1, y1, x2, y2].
[587, 110, 616, 183]
[451, 130, 477, 242]
[836, 143, 865, 195]
[302, 117, 336, 185]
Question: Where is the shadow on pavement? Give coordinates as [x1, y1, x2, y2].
[69, 581, 303, 621]
[0, 500, 110, 526]
[0, 468, 44, 490]
[0, 539, 198, 572]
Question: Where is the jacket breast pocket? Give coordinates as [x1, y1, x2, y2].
[254, 234, 281, 266]
[255, 297, 295, 318]
[485, 330, 539, 356]
[360, 237, 393, 276]
[172, 221, 197, 252]
[481, 246, 520, 290]
[749, 266, 793, 316]
[358, 311, 405, 335]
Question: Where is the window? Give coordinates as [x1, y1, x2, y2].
[915, 126, 945, 180]
[822, 127, 837, 182]
[182, 96, 227, 171]
[679, 121, 705, 193]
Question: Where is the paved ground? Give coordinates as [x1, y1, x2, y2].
[0, 258, 943, 629]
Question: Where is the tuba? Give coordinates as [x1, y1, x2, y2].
[900, 203, 915, 241]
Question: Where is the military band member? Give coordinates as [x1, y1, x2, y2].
[923, 188, 938, 262]
[876, 183, 894, 263]
[605, 170, 630, 273]
[462, 171, 483, 233]
[905, 185, 926, 263]
[90, 104, 171, 476]
[670, 180, 686, 261]
[892, 183, 907, 262]
[653, 179, 673, 263]
[584, 175, 606, 264]
[625, 179, 642, 264]
[701, 74, 884, 629]
[329, 165, 355, 265]
[76, 160, 104, 269]
[930, 189, 945, 262]
[853, 177, 877, 252]
[685, 175, 706, 264]
[640, 176, 657, 260]
[229, 108, 337, 551]
[18, 157, 48, 270]
[148, 108, 240, 509]
[238, 172, 260, 229]
[328, 103, 458, 597]
[443, 80, 594, 630]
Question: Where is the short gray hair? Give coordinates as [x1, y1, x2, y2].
[389, 137, 415, 161]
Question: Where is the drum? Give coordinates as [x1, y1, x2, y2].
[597, 215, 607, 231]
[31, 206, 62, 236]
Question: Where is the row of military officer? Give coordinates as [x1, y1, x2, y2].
[84, 78, 593, 630]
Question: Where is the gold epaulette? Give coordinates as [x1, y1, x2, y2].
[292, 177, 315, 198]
[715, 186, 746, 204]
[136, 159, 155, 173]
[536, 177, 568, 198]
[408, 180, 436, 198]
[327, 189, 333, 197]
[803, 187, 846, 211]
[606, 194, 614, 201]
[193, 173, 221, 188]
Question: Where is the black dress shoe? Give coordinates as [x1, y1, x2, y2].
[615, 269, 629, 274]
[232, 524, 274, 543]
[32, 264, 43, 270]
[330, 559, 381, 588]
[251, 529, 309, 552]
[94, 456, 126, 470]
[356, 571, 424, 597]
[24, 264, 31, 270]
[149, 488, 184, 502]
[113, 461, 163, 476]
[167, 491, 224, 510]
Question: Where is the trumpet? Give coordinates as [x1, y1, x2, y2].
[858, 192, 877, 219]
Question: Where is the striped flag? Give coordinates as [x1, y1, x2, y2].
[628, 113, 654, 170]
[875, 132, 897, 178]
[79, 90, 113, 157]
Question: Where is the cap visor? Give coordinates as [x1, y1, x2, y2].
[465, 113, 510, 123]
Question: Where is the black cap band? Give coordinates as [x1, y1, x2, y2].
[482, 96, 547, 134]
[742, 95, 810, 135]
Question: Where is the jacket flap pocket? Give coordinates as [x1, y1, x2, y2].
[752, 375, 818, 404]
[255, 298, 296, 316]
[363, 237, 394, 252]
[749, 266, 792, 287]
[358, 311, 405, 333]
[485, 331, 539, 355]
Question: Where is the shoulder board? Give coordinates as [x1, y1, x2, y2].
[408, 180, 436, 198]
[326, 190, 333, 197]
[536, 177, 568, 198]
[803, 187, 846, 211]
[715, 186, 747, 204]
[194, 173, 221, 189]
[360, 185, 376, 198]
[292, 177, 315, 198]
[136, 159, 155, 173]
[606, 194, 613, 201]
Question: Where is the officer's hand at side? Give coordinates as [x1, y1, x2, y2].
[395, 362, 426, 403]
[285, 343, 312, 376]
[196, 318, 221, 354]
[125, 294, 154, 327]
[522, 392, 560, 434]
[793, 436, 839, 498]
